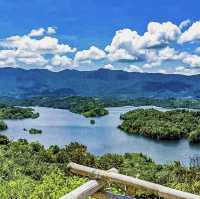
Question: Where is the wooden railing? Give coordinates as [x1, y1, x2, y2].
[60, 162, 200, 199]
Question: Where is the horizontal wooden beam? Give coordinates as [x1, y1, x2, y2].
[68, 162, 200, 199]
[60, 168, 118, 199]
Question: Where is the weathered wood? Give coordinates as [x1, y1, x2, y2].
[60, 168, 118, 199]
[67, 162, 200, 199]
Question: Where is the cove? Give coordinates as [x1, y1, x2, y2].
[2, 106, 200, 165]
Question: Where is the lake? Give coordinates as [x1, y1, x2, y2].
[2, 106, 200, 165]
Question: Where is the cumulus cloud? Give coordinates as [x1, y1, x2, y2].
[180, 52, 200, 67]
[51, 55, 73, 67]
[126, 65, 143, 73]
[28, 27, 56, 37]
[104, 64, 114, 70]
[2, 21, 200, 74]
[179, 21, 200, 43]
[74, 46, 106, 63]
[28, 28, 45, 37]
[175, 66, 199, 75]
[47, 27, 56, 35]
[2, 35, 76, 54]
[0, 27, 76, 70]
[105, 22, 181, 61]
[179, 19, 191, 30]
[18, 56, 48, 66]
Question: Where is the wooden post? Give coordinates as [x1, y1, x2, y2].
[67, 162, 200, 199]
[60, 168, 118, 199]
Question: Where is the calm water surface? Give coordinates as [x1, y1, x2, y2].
[2, 106, 200, 164]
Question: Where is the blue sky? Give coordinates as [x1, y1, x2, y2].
[0, 0, 200, 75]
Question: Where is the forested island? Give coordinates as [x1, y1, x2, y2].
[119, 109, 200, 143]
[4, 96, 200, 115]
[29, 128, 43, 134]
[5, 96, 108, 118]
[0, 104, 39, 131]
[102, 97, 200, 109]
[0, 135, 199, 198]
[0, 104, 39, 120]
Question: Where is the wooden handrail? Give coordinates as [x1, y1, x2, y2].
[67, 162, 200, 199]
[60, 168, 118, 199]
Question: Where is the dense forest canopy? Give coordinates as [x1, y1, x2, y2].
[119, 109, 200, 143]
[4, 96, 200, 111]
[0, 104, 39, 120]
[4, 96, 108, 118]
[0, 135, 199, 198]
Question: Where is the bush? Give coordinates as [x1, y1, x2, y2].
[0, 121, 7, 131]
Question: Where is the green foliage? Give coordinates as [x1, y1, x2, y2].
[83, 107, 108, 117]
[97, 153, 124, 170]
[102, 97, 200, 109]
[90, 119, 95, 124]
[0, 134, 9, 144]
[0, 121, 7, 131]
[119, 108, 200, 142]
[29, 169, 87, 199]
[29, 128, 43, 134]
[188, 129, 200, 143]
[0, 104, 39, 120]
[0, 135, 199, 197]
[14, 96, 108, 117]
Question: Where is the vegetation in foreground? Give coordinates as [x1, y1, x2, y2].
[0, 135, 199, 198]
[0, 104, 39, 120]
[119, 108, 200, 143]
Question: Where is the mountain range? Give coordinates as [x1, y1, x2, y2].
[0, 67, 200, 99]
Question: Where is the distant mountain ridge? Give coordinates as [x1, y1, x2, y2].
[0, 67, 200, 98]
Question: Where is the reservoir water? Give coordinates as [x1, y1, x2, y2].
[2, 106, 200, 164]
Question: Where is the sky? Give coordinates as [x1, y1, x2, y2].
[1, 0, 200, 75]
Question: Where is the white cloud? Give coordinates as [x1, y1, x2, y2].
[179, 19, 191, 30]
[47, 27, 56, 35]
[0, 57, 16, 67]
[28, 27, 56, 37]
[2, 23, 200, 74]
[158, 69, 167, 74]
[104, 64, 114, 70]
[51, 55, 73, 67]
[2, 35, 76, 54]
[28, 28, 45, 37]
[175, 66, 198, 75]
[179, 21, 200, 43]
[158, 47, 178, 61]
[126, 65, 143, 73]
[75, 46, 106, 63]
[105, 22, 181, 61]
[143, 61, 161, 69]
[18, 55, 48, 66]
[180, 53, 200, 67]
[0, 27, 76, 69]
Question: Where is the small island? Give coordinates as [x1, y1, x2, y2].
[90, 119, 95, 124]
[119, 108, 200, 143]
[29, 128, 43, 134]
[0, 104, 39, 120]
[0, 121, 7, 131]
